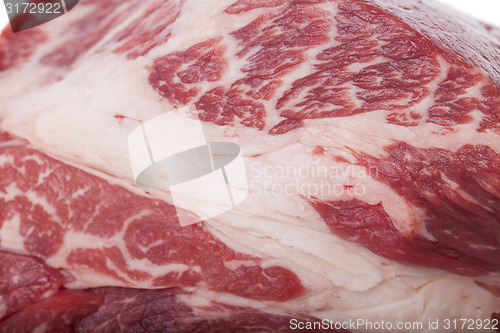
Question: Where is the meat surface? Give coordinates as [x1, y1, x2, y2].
[0, 0, 499, 332]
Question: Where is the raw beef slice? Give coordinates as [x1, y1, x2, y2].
[0, 0, 499, 332]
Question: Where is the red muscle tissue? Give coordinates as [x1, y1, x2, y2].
[0, 0, 499, 332]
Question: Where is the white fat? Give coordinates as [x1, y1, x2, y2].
[0, 215, 24, 251]
[0, 0, 499, 332]
[0, 297, 5, 319]
[33, 324, 47, 333]
[207, 211, 392, 292]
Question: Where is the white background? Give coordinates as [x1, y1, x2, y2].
[0, 0, 499, 35]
